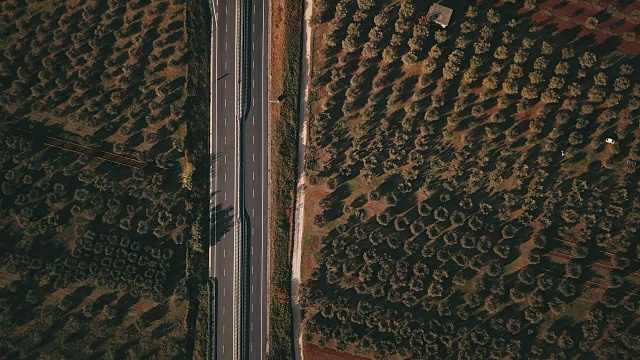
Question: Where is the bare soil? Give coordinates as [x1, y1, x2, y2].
[304, 343, 371, 360]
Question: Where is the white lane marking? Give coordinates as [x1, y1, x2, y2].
[225, 41, 227, 51]
[253, 189, 255, 198]
[252, 116, 254, 125]
[225, 24, 227, 33]
[252, 78, 254, 88]
[252, 246, 254, 255]
[224, 117, 227, 126]
[252, 208, 254, 217]
[252, 172, 255, 181]
[252, 285, 254, 294]
[252, 41, 254, 51]
[225, 4, 227, 14]
[224, 154, 227, 163]
[252, 97, 255, 106]
[252, 61, 254, 69]
[225, 80, 227, 89]
[224, 174, 226, 183]
[223, 287, 226, 296]
[252, 153, 255, 162]
[252, 266, 254, 275]
[224, 136, 227, 144]
[253, 4, 255, 13]
[252, 135, 255, 143]
[224, 98, 227, 107]
[224, 193, 227, 201]
[224, 249, 226, 258]
[222, 345, 225, 353]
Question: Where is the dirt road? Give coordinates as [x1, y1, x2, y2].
[291, 0, 313, 359]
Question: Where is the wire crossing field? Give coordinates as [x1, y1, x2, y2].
[0, 0, 210, 358]
[300, 0, 640, 359]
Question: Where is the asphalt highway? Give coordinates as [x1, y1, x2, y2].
[244, 0, 269, 358]
[210, 0, 239, 358]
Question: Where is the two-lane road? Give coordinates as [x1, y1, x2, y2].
[244, 0, 269, 358]
[210, 0, 239, 358]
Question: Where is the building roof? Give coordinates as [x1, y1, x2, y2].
[427, 4, 453, 28]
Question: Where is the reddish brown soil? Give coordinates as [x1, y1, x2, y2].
[304, 343, 370, 360]
[364, 200, 388, 216]
[527, 0, 640, 55]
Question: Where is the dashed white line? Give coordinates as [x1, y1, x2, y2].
[224, 136, 227, 144]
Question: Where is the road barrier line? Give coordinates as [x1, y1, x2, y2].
[208, 0, 217, 359]
[239, 0, 251, 358]
[234, 0, 243, 358]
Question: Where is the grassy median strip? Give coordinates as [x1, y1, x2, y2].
[268, 0, 302, 357]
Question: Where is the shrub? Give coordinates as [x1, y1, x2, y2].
[585, 17, 599, 30]
[434, 206, 449, 222]
[565, 262, 582, 278]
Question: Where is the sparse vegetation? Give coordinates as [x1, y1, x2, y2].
[301, 0, 640, 359]
[0, 0, 209, 357]
[268, 0, 302, 357]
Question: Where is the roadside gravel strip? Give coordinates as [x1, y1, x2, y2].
[291, 0, 313, 359]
